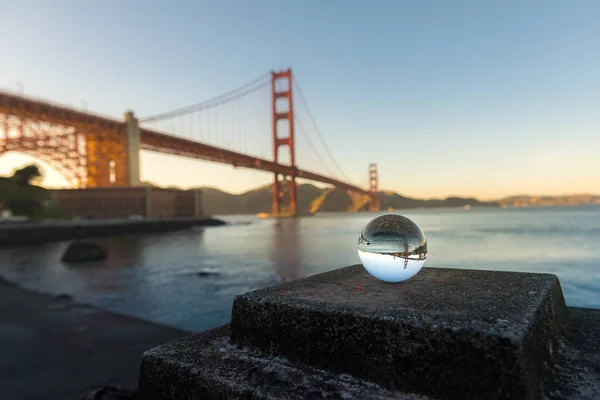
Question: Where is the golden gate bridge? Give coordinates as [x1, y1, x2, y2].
[0, 69, 380, 215]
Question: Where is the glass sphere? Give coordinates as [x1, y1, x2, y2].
[357, 214, 428, 283]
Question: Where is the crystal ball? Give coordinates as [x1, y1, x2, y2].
[357, 214, 428, 283]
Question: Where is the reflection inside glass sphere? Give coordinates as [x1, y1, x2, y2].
[357, 214, 427, 283]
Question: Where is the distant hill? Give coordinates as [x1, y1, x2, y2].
[197, 183, 500, 215]
[380, 192, 498, 211]
[139, 181, 600, 213]
[495, 194, 600, 208]
[201, 183, 326, 215]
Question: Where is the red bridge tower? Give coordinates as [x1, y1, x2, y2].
[271, 69, 297, 216]
[369, 163, 381, 211]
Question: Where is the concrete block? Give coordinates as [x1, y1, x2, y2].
[138, 309, 600, 400]
[230, 265, 569, 399]
[138, 325, 428, 400]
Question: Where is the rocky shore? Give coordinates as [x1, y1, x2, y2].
[0, 275, 188, 400]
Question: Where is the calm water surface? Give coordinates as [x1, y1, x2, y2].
[0, 206, 598, 332]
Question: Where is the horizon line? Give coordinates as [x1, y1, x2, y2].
[36, 179, 600, 203]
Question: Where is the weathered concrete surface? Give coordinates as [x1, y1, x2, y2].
[139, 325, 431, 400]
[138, 310, 600, 400]
[0, 277, 188, 400]
[136, 265, 600, 399]
[0, 216, 225, 247]
[551, 307, 600, 399]
[230, 265, 568, 399]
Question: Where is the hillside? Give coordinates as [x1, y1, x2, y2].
[495, 194, 600, 208]
[201, 183, 325, 215]
[198, 183, 500, 215]
[380, 192, 498, 210]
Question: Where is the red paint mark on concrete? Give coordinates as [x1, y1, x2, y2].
[354, 281, 368, 295]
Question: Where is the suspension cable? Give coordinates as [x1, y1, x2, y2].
[295, 117, 337, 178]
[140, 72, 270, 123]
[292, 77, 354, 183]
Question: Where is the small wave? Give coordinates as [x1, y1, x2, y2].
[475, 227, 600, 236]
[421, 227, 444, 233]
[226, 221, 252, 226]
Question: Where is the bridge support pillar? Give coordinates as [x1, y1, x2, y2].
[272, 173, 297, 216]
[124, 111, 141, 186]
[272, 174, 281, 215]
[271, 69, 297, 216]
[368, 163, 380, 211]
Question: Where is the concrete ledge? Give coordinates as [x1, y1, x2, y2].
[138, 325, 428, 400]
[229, 266, 568, 399]
[138, 266, 600, 399]
[554, 307, 600, 397]
[0, 217, 225, 247]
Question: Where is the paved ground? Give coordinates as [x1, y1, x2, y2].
[0, 277, 188, 400]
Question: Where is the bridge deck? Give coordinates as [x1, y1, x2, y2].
[0, 90, 369, 195]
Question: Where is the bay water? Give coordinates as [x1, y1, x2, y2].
[0, 206, 598, 332]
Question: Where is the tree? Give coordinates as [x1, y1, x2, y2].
[11, 164, 43, 186]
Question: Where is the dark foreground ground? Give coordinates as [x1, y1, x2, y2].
[0, 277, 188, 400]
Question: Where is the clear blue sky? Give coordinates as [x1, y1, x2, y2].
[1, 0, 598, 199]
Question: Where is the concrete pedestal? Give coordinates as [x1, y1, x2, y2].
[138, 266, 600, 400]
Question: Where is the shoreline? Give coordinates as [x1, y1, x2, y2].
[0, 274, 189, 400]
[0, 216, 226, 248]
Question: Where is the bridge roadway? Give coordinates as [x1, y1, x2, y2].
[0, 91, 369, 195]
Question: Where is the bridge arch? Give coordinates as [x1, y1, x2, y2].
[1, 102, 130, 188]
[0, 114, 87, 187]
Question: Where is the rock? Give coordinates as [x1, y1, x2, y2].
[80, 386, 137, 400]
[196, 269, 219, 276]
[62, 241, 107, 262]
[55, 293, 73, 300]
